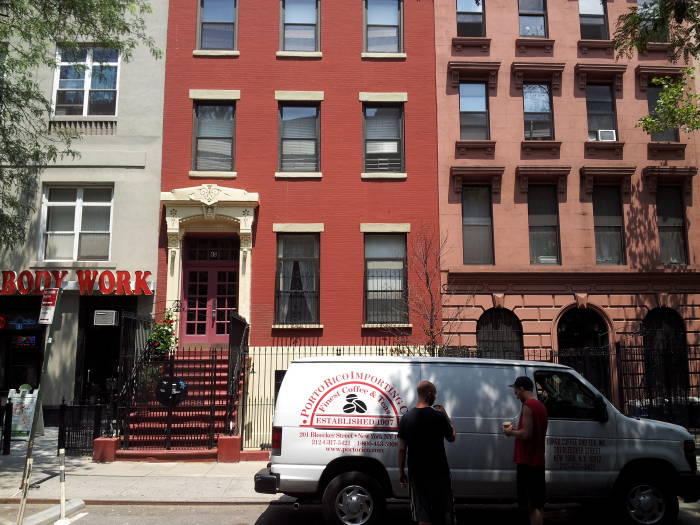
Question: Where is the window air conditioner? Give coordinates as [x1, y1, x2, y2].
[597, 129, 617, 141]
[537, 255, 559, 264]
[94, 310, 119, 326]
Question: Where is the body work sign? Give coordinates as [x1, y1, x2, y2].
[300, 371, 408, 430]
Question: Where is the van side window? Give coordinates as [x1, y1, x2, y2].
[534, 371, 597, 420]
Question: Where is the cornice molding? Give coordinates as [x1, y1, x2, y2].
[580, 166, 635, 196]
[635, 65, 684, 91]
[575, 63, 627, 92]
[511, 62, 565, 91]
[448, 61, 501, 89]
[451, 166, 504, 196]
[516, 165, 571, 195]
[643, 166, 697, 196]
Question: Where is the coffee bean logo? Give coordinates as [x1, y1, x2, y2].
[343, 394, 368, 414]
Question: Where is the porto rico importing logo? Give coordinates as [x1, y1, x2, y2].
[343, 394, 367, 414]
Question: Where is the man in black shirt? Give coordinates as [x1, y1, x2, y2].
[398, 380, 456, 525]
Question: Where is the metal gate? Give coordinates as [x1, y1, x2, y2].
[618, 342, 700, 435]
[57, 403, 111, 456]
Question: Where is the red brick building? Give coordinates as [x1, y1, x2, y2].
[157, 1, 439, 448]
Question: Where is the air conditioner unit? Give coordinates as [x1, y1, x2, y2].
[537, 255, 559, 264]
[597, 129, 617, 141]
[94, 310, 119, 326]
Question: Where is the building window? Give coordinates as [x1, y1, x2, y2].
[193, 102, 235, 171]
[364, 104, 403, 172]
[579, 0, 608, 39]
[518, 0, 547, 38]
[365, 0, 402, 53]
[457, 0, 485, 37]
[586, 84, 617, 141]
[279, 104, 319, 171]
[275, 234, 320, 325]
[41, 187, 112, 261]
[462, 185, 494, 264]
[459, 82, 489, 140]
[282, 0, 318, 51]
[647, 86, 679, 142]
[638, 0, 668, 42]
[657, 185, 687, 265]
[199, 0, 236, 50]
[523, 83, 553, 140]
[54, 47, 119, 116]
[593, 185, 625, 265]
[528, 185, 560, 264]
[364, 234, 407, 324]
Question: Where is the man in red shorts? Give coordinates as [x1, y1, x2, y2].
[504, 376, 548, 525]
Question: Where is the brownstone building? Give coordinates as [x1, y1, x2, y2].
[437, 0, 699, 421]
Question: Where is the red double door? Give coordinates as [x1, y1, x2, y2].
[181, 237, 239, 345]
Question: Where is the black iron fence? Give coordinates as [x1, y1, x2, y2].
[57, 403, 113, 456]
[242, 342, 700, 449]
[2, 401, 11, 455]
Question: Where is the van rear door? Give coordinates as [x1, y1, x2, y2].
[531, 367, 618, 498]
[421, 362, 524, 499]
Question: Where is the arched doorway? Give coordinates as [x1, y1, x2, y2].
[557, 308, 611, 398]
[476, 308, 524, 359]
[642, 308, 689, 421]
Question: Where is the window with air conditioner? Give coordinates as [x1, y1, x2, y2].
[586, 84, 617, 141]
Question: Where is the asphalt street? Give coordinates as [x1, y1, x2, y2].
[2, 501, 700, 525]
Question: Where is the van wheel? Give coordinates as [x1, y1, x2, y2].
[321, 471, 385, 525]
[615, 475, 679, 525]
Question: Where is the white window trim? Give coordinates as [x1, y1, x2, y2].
[189, 89, 241, 100]
[359, 92, 408, 102]
[51, 47, 121, 117]
[273, 223, 324, 232]
[39, 186, 114, 262]
[360, 223, 411, 232]
[275, 90, 324, 101]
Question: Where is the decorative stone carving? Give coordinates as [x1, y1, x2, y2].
[643, 166, 697, 197]
[577, 40, 614, 56]
[452, 37, 490, 53]
[511, 62, 565, 91]
[575, 63, 627, 92]
[492, 293, 505, 309]
[451, 166, 505, 196]
[448, 61, 501, 90]
[636, 65, 683, 91]
[575, 293, 588, 309]
[579, 166, 636, 197]
[515, 166, 571, 196]
[515, 38, 554, 55]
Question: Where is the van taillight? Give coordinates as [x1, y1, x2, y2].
[271, 426, 282, 456]
[684, 440, 697, 472]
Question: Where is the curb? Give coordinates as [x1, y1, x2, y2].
[22, 499, 85, 525]
[0, 498, 290, 506]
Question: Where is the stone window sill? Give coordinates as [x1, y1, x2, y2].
[361, 172, 407, 180]
[515, 38, 554, 54]
[275, 172, 322, 179]
[648, 142, 686, 160]
[276, 51, 322, 58]
[584, 141, 624, 159]
[272, 324, 324, 329]
[189, 171, 237, 178]
[577, 39, 614, 56]
[452, 37, 490, 53]
[193, 50, 240, 57]
[361, 52, 407, 59]
[455, 140, 496, 158]
[521, 140, 561, 155]
[362, 323, 412, 329]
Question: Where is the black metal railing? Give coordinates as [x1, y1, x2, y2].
[225, 313, 249, 436]
[2, 401, 12, 455]
[364, 152, 403, 172]
[57, 403, 111, 456]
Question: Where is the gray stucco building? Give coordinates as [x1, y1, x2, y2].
[0, 3, 168, 415]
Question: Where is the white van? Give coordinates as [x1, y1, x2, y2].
[254, 357, 699, 525]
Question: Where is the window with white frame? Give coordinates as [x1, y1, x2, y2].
[365, 0, 402, 53]
[54, 47, 119, 116]
[282, 0, 319, 51]
[41, 187, 113, 261]
[199, 0, 237, 50]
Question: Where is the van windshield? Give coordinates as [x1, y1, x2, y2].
[534, 371, 597, 420]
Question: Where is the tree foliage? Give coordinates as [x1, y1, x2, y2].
[614, 0, 700, 62]
[638, 68, 700, 134]
[0, 1, 159, 249]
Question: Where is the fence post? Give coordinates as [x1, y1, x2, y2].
[164, 352, 175, 450]
[2, 402, 12, 455]
[208, 350, 216, 449]
[57, 401, 67, 453]
[92, 405, 103, 443]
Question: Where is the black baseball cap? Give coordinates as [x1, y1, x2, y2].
[509, 376, 534, 391]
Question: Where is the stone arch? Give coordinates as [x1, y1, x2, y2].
[556, 305, 612, 398]
[476, 308, 524, 359]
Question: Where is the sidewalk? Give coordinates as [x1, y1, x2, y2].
[0, 429, 286, 505]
